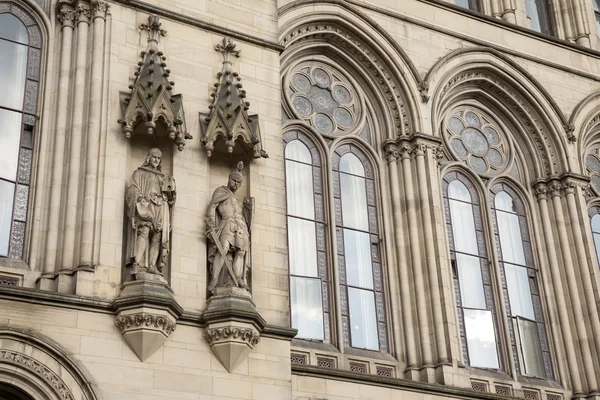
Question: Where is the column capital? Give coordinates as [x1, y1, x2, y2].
[399, 143, 413, 160]
[57, 4, 76, 28]
[533, 182, 550, 201]
[75, 2, 92, 24]
[383, 142, 399, 163]
[91, 0, 109, 20]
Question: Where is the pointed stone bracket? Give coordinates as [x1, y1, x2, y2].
[200, 287, 265, 372]
[112, 280, 183, 362]
[118, 15, 192, 151]
[200, 37, 268, 160]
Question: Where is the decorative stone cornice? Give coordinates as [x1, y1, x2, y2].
[75, 2, 91, 23]
[203, 325, 260, 347]
[0, 350, 75, 400]
[57, 4, 76, 27]
[91, 0, 109, 19]
[200, 37, 267, 159]
[115, 312, 176, 336]
[118, 15, 192, 151]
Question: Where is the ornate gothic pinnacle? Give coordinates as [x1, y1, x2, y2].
[140, 15, 166, 42]
[215, 37, 241, 63]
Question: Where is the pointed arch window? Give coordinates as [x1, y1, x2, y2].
[491, 184, 552, 379]
[283, 131, 329, 342]
[589, 207, 600, 266]
[443, 172, 501, 369]
[333, 145, 387, 352]
[525, 0, 553, 35]
[0, 5, 42, 260]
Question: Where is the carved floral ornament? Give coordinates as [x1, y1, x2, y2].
[115, 312, 177, 336]
[118, 15, 192, 151]
[203, 326, 260, 347]
[200, 38, 267, 159]
[281, 23, 411, 136]
[57, 1, 109, 27]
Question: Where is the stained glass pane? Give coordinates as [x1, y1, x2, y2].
[0, 14, 28, 44]
[505, 263, 535, 320]
[464, 309, 499, 369]
[456, 253, 486, 309]
[340, 174, 368, 231]
[285, 160, 314, 220]
[0, 40, 28, 110]
[288, 217, 318, 277]
[0, 180, 15, 256]
[348, 287, 379, 350]
[0, 109, 23, 181]
[517, 318, 545, 377]
[290, 276, 324, 340]
[344, 229, 373, 289]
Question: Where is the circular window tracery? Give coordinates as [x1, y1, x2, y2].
[445, 107, 509, 176]
[288, 63, 361, 136]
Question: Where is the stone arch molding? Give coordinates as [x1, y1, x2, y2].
[570, 91, 600, 174]
[0, 327, 100, 400]
[279, 4, 423, 139]
[426, 47, 571, 180]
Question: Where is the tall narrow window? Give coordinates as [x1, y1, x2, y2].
[333, 145, 387, 352]
[443, 173, 500, 369]
[283, 131, 329, 342]
[525, 0, 553, 35]
[0, 6, 41, 259]
[589, 207, 600, 266]
[492, 185, 552, 379]
[454, 0, 481, 12]
[594, 0, 600, 38]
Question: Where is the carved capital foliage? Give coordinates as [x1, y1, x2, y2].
[399, 144, 413, 160]
[383, 143, 399, 163]
[57, 5, 76, 27]
[75, 2, 91, 23]
[413, 142, 427, 157]
[115, 312, 177, 336]
[200, 37, 267, 159]
[0, 350, 75, 400]
[203, 326, 260, 347]
[91, 0, 109, 19]
[549, 181, 563, 198]
[534, 183, 549, 201]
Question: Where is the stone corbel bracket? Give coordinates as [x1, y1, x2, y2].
[200, 287, 266, 372]
[118, 15, 192, 151]
[112, 280, 183, 361]
[200, 37, 268, 159]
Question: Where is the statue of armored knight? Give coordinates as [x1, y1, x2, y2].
[125, 148, 176, 281]
[206, 162, 254, 294]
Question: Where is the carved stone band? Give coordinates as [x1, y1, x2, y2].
[115, 312, 176, 336]
[203, 326, 261, 347]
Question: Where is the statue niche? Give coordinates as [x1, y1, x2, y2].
[125, 148, 176, 282]
[205, 162, 254, 295]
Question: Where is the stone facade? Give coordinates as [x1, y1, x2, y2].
[1, 0, 600, 399]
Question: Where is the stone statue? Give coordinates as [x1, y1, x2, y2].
[125, 148, 176, 280]
[206, 161, 254, 294]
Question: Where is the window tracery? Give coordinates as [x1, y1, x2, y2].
[0, 4, 41, 260]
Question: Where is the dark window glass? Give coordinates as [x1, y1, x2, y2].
[593, 0, 600, 38]
[455, 0, 482, 12]
[525, 0, 554, 35]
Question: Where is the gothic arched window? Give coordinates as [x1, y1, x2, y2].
[283, 131, 329, 342]
[589, 207, 600, 266]
[443, 172, 501, 369]
[491, 184, 552, 378]
[333, 144, 387, 352]
[0, 4, 41, 260]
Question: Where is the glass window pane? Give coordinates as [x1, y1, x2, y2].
[290, 276, 324, 340]
[448, 180, 472, 202]
[495, 191, 516, 212]
[593, 214, 600, 233]
[340, 153, 365, 176]
[517, 318, 545, 378]
[496, 209, 526, 265]
[288, 217, 318, 277]
[0, 109, 22, 181]
[593, 233, 600, 266]
[0, 40, 28, 110]
[464, 309, 499, 369]
[348, 287, 379, 350]
[525, 0, 550, 34]
[0, 14, 29, 44]
[595, 0, 600, 11]
[449, 198, 479, 255]
[0, 180, 15, 256]
[596, 13, 600, 38]
[456, 253, 486, 309]
[504, 263, 535, 320]
[344, 229, 373, 289]
[340, 173, 368, 231]
[285, 140, 311, 164]
[285, 159, 315, 219]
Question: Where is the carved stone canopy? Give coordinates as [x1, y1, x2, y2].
[200, 38, 268, 159]
[118, 15, 192, 151]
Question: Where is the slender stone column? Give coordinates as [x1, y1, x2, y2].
[79, 0, 109, 269]
[384, 143, 418, 373]
[414, 142, 448, 366]
[501, 0, 516, 23]
[573, 0, 591, 47]
[559, 0, 576, 41]
[549, 182, 590, 394]
[535, 183, 581, 393]
[400, 144, 433, 369]
[59, 3, 91, 289]
[39, 5, 75, 289]
[563, 179, 600, 395]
